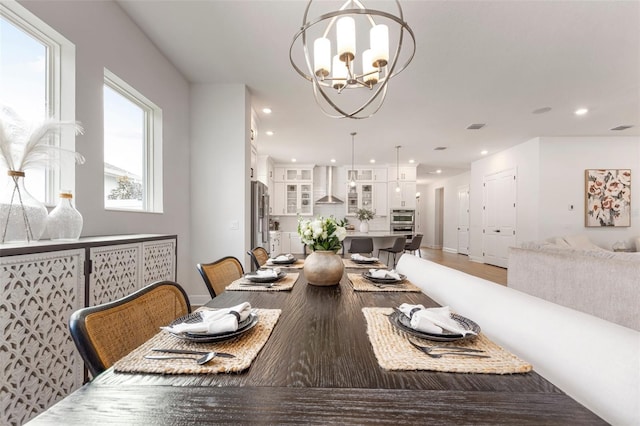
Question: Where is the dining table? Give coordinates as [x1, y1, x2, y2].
[28, 265, 604, 425]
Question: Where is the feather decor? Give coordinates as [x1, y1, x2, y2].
[0, 106, 85, 173]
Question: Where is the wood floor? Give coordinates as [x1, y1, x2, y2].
[414, 248, 508, 286]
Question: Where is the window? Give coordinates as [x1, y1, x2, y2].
[103, 70, 162, 212]
[0, 2, 75, 205]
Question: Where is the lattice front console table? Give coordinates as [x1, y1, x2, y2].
[0, 234, 177, 426]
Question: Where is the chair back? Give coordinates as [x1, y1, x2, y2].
[348, 238, 374, 255]
[405, 234, 423, 250]
[197, 256, 244, 298]
[252, 247, 269, 267]
[69, 281, 191, 378]
[391, 236, 407, 252]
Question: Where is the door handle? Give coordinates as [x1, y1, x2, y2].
[495, 229, 501, 233]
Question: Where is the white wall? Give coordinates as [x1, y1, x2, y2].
[537, 136, 639, 248]
[190, 84, 251, 304]
[20, 1, 192, 286]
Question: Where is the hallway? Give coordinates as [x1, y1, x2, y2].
[415, 248, 508, 286]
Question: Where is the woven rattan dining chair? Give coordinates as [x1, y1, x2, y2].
[378, 236, 407, 267]
[404, 234, 423, 257]
[248, 246, 269, 271]
[69, 280, 191, 378]
[197, 256, 244, 298]
[348, 238, 374, 256]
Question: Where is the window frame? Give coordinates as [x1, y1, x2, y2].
[0, 1, 76, 206]
[103, 69, 163, 213]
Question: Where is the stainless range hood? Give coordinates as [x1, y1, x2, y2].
[316, 166, 343, 204]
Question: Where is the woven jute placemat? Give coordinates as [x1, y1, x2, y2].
[348, 273, 421, 293]
[264, 259, 304, 269]
[343, 259, 388, 269]
[226, 273, 299, 292]
[362, 307, 532, 374]
[113, 309, 281, 375]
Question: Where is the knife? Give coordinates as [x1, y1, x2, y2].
[151, 348, 235, 358]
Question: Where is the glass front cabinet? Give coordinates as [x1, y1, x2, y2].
[274, 182, 313, 215]
[346, 183, 374, 215]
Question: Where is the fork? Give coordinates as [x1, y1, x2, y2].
[407, 339, 488, 356]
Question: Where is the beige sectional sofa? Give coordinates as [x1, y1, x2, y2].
[396, 254, 640, 426]
[507, 235, 639, 331]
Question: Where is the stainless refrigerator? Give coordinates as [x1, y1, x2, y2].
[251, 181, 270, 251]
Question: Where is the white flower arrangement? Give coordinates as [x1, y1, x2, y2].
[297, 216, 347, 252]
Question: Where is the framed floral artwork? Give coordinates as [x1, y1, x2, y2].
[585, 169, 631, 227]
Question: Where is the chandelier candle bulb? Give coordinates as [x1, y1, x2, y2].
[337, 16, 356, 61]
[332, 55, 347, 89]
[313, 37, 331, 77]
[362, 49, 378, 86]
[370, 24, 389, 67]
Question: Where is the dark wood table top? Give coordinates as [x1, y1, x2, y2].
[30, 270, 604, 425]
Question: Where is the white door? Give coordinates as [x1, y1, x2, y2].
[457, 185, 470, 255]
[483, 169, 516, 268]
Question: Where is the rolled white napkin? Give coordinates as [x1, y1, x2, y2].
[268, 254, 294, 263]
[251, 268, 280, 278]
[351, 253, 378, 261]
[368, 269, 401, 280]
[398, 303, 476, 336]
[162, 302, 252, 335]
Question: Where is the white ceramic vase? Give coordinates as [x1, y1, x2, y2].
[359, 221, 369, 233]
[303, 250, 344, 286]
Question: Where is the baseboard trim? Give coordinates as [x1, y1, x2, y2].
[442, 247, 458, 254]
[469, 255, 485, 263]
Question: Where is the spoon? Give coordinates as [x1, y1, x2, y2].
[144, 352, 216, 365]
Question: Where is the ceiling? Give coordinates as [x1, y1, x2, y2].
[116, 0, 640, 184]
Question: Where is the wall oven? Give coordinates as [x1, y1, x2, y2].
[390, 209, 415, 233]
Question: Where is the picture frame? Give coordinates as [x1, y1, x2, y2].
[585, 169, 631, 227]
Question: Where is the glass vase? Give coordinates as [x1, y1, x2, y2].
[0, 170, 48, 243]
[46, 191, 83, 241]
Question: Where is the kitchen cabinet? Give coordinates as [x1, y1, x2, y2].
[269, 231, 281, 256]
[346, 181, 388, 216]
[388, 166, 417, 182]
[288, 233, 305, 254]
[273, 182, 313, 216]
[389, 181, 417, 209]
[346, 167, 387, 182]
[346, 183, 374, 215]
[274, 166, 313, 182]
[0, 234, 177, 425]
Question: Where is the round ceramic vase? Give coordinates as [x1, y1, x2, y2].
[303, 250, 344, 286]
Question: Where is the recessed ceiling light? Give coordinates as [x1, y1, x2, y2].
[369, 159, 376, 163]
[291, 158, 297, 162]
[574, 108, 588, 116]
[481, 150, 488, 155]
[436, 169, 442, 174]
[265, 130, 274, 136]
[409, 159, 415, 164]
[330, 158, 336, 163]
[262, 107, 272, 114]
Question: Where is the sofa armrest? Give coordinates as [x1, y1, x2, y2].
[397, 254, 640, 426]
